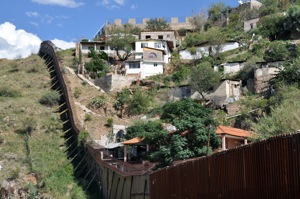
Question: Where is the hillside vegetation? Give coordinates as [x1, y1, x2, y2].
[0, 56, 85, 198]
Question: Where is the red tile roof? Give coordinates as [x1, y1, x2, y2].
[122, 137, 144, 145]
[216, 125, 251, 138]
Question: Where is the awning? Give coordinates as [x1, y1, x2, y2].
[105, 142, 124, 149]
[122, 137, 144, 145]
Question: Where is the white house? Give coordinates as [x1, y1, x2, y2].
[179, 41, 239, 60]
[216, 61, 245, 75]
[125, 39, 173, 79]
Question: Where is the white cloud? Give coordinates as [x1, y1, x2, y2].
[114, 0, 124, 5]
[98, 0, 123, 9]
[26, 11, 40, 17]
[32, 0, 84, 8]
[131, 4, 137, 9]
[30, 22, 39, 28]
[51, 39, 75, 50]
[0, 22, 41, 60]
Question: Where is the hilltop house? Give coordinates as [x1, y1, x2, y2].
[125, 39, 173, 79]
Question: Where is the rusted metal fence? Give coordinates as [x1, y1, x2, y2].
[150, 133, 300, 199]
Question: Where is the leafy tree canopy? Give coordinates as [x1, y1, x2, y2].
[105, 25, 136, 61]
[161, 99, 220, 157]
[189, 61, 222, 100]
[145, 18, 170, 31]
[271, 58, 300, 87]
[125, 99, 220, 168]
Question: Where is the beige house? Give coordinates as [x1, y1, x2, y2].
[140, 31, 178, 49]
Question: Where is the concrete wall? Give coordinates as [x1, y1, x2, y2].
[105, 16, 194, 30]
[94, 74, 137, 92]
[222, 62, 245, 74]
[180, 42, 239, 60]
[255, 67, 280, 93]
[244, 18, 260, 32]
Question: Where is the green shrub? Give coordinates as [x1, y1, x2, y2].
[27, 67, 39, 73]
[0, 136, 4, 145]
[39, 90, 60, 107]
[107, 118, 113, 127]
[0, 87, 21, 98]
[78, 130, 89, 144]
[10, 167, 20, 179]
[74, 87, 82, 98]
[88, 95, 106, 109]
[84, 114, 92, 121]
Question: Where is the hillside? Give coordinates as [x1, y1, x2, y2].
[0, 56, 85, 198]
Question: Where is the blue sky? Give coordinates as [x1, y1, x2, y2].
[0, 0, 239, 59]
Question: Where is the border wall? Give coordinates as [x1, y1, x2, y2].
[150, 132, 300, 199]
[39, 41, 151, 199]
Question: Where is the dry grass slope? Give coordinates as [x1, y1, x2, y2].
[0, 55, 86, 198]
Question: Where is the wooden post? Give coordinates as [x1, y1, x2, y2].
[206, 125, 211, 155]
[124, 145, 127, 162]
[222, 135, 226, 151]
[244, 139, 248, 145]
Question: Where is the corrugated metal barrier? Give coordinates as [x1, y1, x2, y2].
[150, 133, 300, 199]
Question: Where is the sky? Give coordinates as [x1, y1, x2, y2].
[0, 0, 240, 59]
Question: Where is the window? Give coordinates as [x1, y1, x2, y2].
[148, 52, 157, 59]
[141, 43, 148, 48]
[129, 62, 140, 69]
[158, 35, 163, 39]
[154, 43, 161, 48]
[154, 63, 158, 67]
[167, 34, 170, 38]
[250, 23, 254, 29]
[100, 46, 105, 50]
[146, 35, 151, 39]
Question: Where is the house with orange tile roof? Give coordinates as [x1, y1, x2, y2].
[216, 125, 252, 151]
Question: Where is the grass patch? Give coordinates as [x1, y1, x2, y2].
[0, 87, 21, 97]
[0, 55, 86, 198]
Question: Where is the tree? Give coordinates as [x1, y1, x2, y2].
[257, 14, 286, 40]
[105, 25, 136, 61]
[263, 41, 290, 61]
[160, 99, 221, 157]
[206, 27, 227, 57]
[189, 61, 221, 100]
[145, 18, 170, 31]
[181, 32, 206, 49]
[127, 87, 152, 116]
[113, 88, 131, 118]
[208, 2, 227, 22]
[271, 58, 300, 87]
[85, 49, 109, 78]
[284, 5, 300, 33]
[189, 9, 207, 32]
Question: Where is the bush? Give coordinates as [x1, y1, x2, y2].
[263, 41, 289, 62]
[107, 118, 113, 127]
[88, 95, 106, 109]
[0, 87, 21, 98]
[78, 130, 89, 144]
[39, 90, 60, 107]
[84, 114, 92, 121]
[74, 87, 82, 98]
